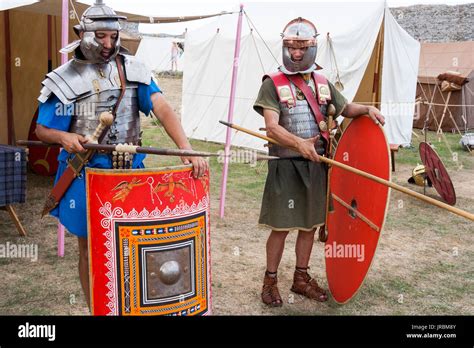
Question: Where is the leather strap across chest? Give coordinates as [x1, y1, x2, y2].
[286, 73, 329, 143]
[97, 54, 127, 144]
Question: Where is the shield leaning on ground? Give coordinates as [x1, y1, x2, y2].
[419, 142, 456, 206]
[326, 116, 391, 304]
[86, 165, 211, 316]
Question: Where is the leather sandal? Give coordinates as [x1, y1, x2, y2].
[290, 269, 328, 302]
[261, 272, 283, 307]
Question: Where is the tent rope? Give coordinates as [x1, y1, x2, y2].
[356, 100, 474, 107]
[327, 33, 344, 90]
[184, 93, 256, 101]
[244, 14, 269, 75]
[186, 35, 253, 138]
[248, 29, 266, 74]
[243, 10, 280, 66]
[420, 102, 474, 107]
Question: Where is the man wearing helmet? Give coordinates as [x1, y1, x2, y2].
[35, 1, 207, 309]
[254, 17, 385, 307]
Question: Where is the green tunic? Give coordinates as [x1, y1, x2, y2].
[254, 74, 347, 231]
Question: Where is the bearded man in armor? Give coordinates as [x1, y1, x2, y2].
[253, 17, 385, 307]
[35, 1, 208, 309]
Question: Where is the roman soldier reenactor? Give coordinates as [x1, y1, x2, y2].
[253, 17, 384, 307]
[35, 0, 207, 309]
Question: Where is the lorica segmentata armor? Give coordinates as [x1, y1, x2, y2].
[38, 53, 152, 145]
[269, 78, 327, 158]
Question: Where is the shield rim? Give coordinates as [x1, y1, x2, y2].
[326, 115, 392, 305]
[419, 142, 456, 205]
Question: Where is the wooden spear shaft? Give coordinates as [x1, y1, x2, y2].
[219, 120, 474, 222]
[16, 140, 219, 157]
[17, 140, 277, 161]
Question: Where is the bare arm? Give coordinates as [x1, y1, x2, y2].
[151, 93, 192, 149]
[151, 92, 208, 177]
[35, 124, 87, 153]
[342, 103, 385, 125]
[263, 109, 320, 162]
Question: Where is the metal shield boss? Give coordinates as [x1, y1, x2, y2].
[86, 165, 211, 316]
[326, 116, 391, 303]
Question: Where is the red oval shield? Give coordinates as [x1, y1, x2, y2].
[326, 116, 391, 304]
[419, 142, 456, 205]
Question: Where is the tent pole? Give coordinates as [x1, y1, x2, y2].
[219, 4, 244, 218]
[58, 0, 69, 258]
[61, 0, 69, 65]
[47, 15, 52, 72]
[461, 84, 467, 132]
[372, 16, 384, 106]
[4, 10, 15, 145]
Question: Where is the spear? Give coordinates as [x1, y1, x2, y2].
[17, 140, 220, 158]
[219, 120, 474, 222]
[16, 140, 278, 161]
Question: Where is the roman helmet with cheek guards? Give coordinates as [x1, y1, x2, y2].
[280, 17, 319, 75]
[61, 0, 126, 64]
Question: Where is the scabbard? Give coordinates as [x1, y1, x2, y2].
[41, 150, 94, 216]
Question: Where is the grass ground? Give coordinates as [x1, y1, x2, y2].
[397, 130, 472, 170]
[0, 77, 472, 315]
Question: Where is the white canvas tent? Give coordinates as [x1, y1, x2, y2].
[181, 1, 421, 149]
[136, 36, 185, 72]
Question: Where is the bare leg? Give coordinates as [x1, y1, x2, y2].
[295, 229, 316, 268]
[77, 237, 90, 310]
[266, 230, 289, 272]
[262, 230, 289, 307]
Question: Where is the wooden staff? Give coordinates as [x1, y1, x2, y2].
[219, 120, 474, 222]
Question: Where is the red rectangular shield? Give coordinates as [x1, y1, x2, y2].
[86, 165, 211, 315]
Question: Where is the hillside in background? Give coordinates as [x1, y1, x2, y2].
[122, 3, 473, 42]
[124, 3, 474, 42]
[390, 3, 473, 42]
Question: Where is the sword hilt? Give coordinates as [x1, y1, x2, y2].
[327, 104, 336, 133]
[86, 112, 114, 144]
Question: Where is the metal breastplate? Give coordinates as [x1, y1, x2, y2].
[68, 61, 140, 145]
[269, 80, 327, 158]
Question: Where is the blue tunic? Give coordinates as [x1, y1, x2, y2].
[37, 80, 161, 237]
